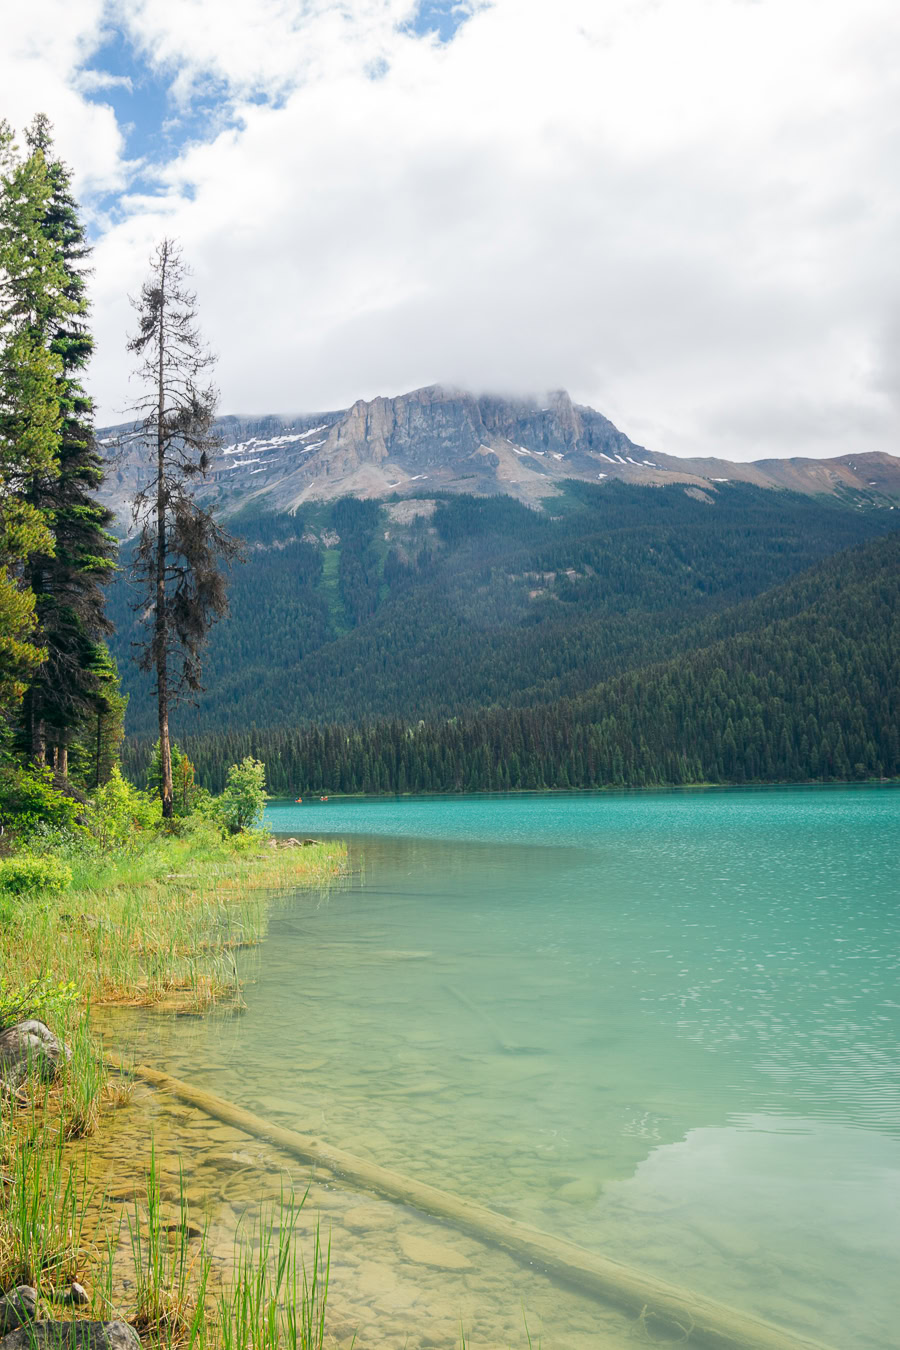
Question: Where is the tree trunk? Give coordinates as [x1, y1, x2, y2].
[24, 690, 46, 766]
[156, 242, 174, 819]
[58, 742, 67, 778]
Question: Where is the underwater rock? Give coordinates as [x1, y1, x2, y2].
[0, 1287, 39, 1335]
[396, 1232, 472, 1270]
[694, 1218, 760, 1260]
[353, 1261, 400, 1299]
[555, 1176, 600, 1204]
[0, 1020, 71, 1086]
[0, 1322, 140, 1350]
[342, 1203, 397, 1232]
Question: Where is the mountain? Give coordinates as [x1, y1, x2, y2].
[103, 382, 900, 776]
[110, 477, 900, 744]
[121, 529, 900, 794]
[98, 384, 900, 518]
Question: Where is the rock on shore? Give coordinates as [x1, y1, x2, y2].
[0, 1322, 140, 1350]
[0, 1020, 71, 1087]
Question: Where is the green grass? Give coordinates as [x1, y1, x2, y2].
[218, 1190, 330, 1350]
[0, 1102, 96, 1294]
[0, 1095, 331, 1350]
[0, 817, 344, 1345]
[127, 1147, 210, 1347]
[0, 823, 345, 1013]
[320, 547, 350, 635]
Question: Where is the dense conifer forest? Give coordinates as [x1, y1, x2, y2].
[121, 528, 900, 794]
[109, 481, 900, 737]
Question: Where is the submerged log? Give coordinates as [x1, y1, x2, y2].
[109, 1057, 834, 1350]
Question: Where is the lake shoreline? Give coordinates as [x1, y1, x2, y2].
[274, 775, 900, 802]
[0, 829, 346, 1347]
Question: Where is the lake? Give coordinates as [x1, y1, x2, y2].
[105, 786, 900, 1349]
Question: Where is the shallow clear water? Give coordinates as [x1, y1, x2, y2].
[110, 786, 900, 1348]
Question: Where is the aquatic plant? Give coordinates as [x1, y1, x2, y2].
[55, 1010, 106, 1139]
[124, 1154, 330, 1350]
[128, 1148, 210, 1348]
[0, 1107, 94, 1293]
[217, 1189, 330, 1350]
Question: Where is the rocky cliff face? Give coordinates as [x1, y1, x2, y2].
[97, 384, 900, 521]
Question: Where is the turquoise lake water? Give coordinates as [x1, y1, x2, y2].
[127, 787, 900, 1348]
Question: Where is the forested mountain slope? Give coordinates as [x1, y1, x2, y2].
[108, 481, 900, 736]
[122, 531, 900, 793]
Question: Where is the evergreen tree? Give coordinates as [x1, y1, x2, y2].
[16, 116, 117, 771]
[120, 531, 900, 796]
[66, 649, 127, 790]
[0, 119, 63, 726]
[128, 238, 241, 817]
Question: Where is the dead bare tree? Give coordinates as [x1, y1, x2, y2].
[128, 238, 242, 817]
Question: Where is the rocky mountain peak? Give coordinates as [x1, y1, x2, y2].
[96, 384, 900, 522]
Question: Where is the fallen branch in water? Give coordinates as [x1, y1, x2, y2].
[108, 1057, 835, 1350]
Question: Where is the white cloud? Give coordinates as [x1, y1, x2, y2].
[74, 70, 134, 93]
[7, 0, 900, 460]
[1, 2, 127, 195]
[118, 0, 421, 103]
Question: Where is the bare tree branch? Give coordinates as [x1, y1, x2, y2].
[127, 238, 244, 817]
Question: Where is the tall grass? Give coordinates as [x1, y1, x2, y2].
[128, 1148, 210, 1348]
[0, 1105, 95, 1294]
[0, 1106, 332, 1350]
[56, 1011, 106, 1139]
[0, 834, 345, 1013]
[125, 1155, 330, 1350]
[219, 1190, 330, 1350]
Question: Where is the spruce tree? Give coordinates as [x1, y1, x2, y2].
[128, 238, 241, 817]
[17, 116, 118, 771]
[66, 648, 127, 790]
[0, 120, 63, 724]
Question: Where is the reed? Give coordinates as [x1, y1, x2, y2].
[123, 1154, 331, 1350]
[0, 1105, 95, 1294]
[217, 1189, 330, 1350]
[56, 1012, 105, 1140]
[127, 1147, 210, 1348]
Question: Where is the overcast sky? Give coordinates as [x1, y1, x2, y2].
[3, 0, 899, 460]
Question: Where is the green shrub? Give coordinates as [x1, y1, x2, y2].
[82, 766, 161, 852]
[20, 820, 102, 863]
[0, 975, 79, 1030]
[0, 765, 82, 837]
[216, 757, 269, 834]
[0, 855, 72, 896]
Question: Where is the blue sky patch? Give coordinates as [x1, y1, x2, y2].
[410, 2, 476, 44]
[81, 28, 171, 165]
